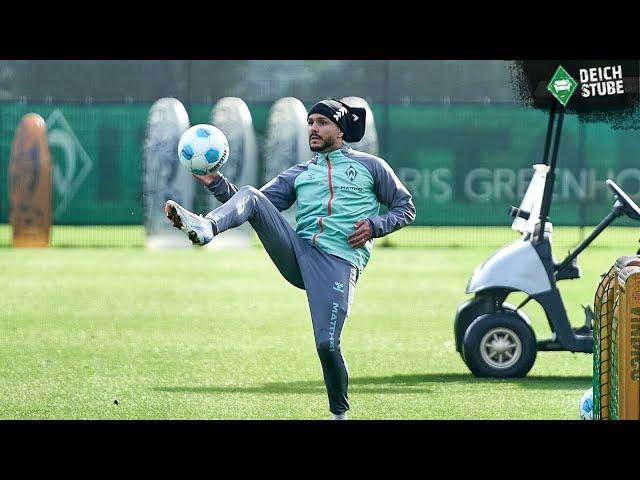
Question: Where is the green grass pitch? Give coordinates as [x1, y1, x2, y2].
[1, 227, 635, 419]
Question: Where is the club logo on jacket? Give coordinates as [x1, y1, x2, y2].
[346, 165, 357, 182]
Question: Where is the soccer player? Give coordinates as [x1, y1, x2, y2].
[165, 98, 416, 419]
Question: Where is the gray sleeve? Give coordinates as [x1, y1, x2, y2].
[259, 163, 308, 212]
[207, 164, 307, 211]
[206, 174, 239, 203]
[366, 157, 416, 238]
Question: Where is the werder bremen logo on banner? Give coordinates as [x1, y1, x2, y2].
[547, 66, 578, 106]
[45, 109, 94, 219]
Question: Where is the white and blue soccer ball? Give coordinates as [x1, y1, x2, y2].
[579, 387, 593, 420]
[177, 124, 229, 176]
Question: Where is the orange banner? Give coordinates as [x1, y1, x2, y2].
[9, 113, 52, 247]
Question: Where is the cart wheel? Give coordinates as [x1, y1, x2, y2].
[462, 312, 537, 378]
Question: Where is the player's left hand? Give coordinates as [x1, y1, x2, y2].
[348, 219, 372, 248]
[193, 172, 220, 187]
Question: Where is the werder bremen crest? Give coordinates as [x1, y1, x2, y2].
[346, 165, 357, 181]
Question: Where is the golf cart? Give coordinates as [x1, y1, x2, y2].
[454, 103, 640, 378]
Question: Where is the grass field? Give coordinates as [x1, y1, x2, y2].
[1, 226, 637, 420]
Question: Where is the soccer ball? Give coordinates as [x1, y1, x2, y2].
[579, 387, 593, 420]
[177, 124, 229, 176]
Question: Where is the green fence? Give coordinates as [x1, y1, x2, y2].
[2, 101, 640, 246]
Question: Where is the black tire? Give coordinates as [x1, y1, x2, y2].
[462, 312, 537, 378]
[456, 298, 518, 363]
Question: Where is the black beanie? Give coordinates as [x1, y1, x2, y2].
[307, 98, 366, 143]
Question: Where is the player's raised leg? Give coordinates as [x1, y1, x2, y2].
[166, 185, 305, 289]
[205, 185, 306, 289]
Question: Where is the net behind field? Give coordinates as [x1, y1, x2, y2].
[2, 224, 640, 250]
[379, 225, 640, 251]
[0, 224, 145, 248]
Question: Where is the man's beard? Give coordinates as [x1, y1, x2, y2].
[309, 137, 334, 152]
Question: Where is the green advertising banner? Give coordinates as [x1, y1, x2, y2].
[380, 104, 640, 227]
[2, 102, 639, 227]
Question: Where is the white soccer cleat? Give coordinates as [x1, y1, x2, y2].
[330, 412, 348, 420]
[165, 200, 214, 246]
